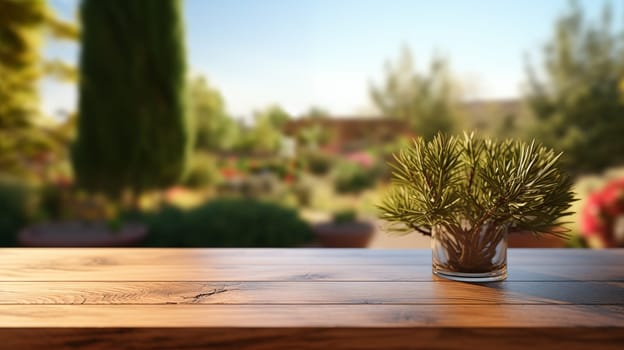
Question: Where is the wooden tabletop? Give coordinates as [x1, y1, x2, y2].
[0, 248, 622, 349]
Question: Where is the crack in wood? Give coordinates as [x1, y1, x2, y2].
[182, 287, 231, 303]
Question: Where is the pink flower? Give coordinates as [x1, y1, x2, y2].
[345, 151, 374, 168]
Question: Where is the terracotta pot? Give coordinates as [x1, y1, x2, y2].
[18, 221, 148, 247]
[313, 221, 374, 248]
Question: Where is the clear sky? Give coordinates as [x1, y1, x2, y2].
[43, 0, 620, 120]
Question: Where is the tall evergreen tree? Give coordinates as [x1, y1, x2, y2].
[526, 2, 624, 175]
[73, 0, 190, 198]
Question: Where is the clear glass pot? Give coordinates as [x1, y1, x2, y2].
[431, 222, 508, 282]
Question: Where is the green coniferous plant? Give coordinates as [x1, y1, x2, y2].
[72, 0, 190, 200]
[379, 132, 575, 273]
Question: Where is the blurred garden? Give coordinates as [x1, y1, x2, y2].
[1, 0, 624, 248]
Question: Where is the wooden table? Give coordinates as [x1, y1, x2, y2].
[0, 248, 622, 349]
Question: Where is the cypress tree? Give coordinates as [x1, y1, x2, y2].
[73, 0, 190, 198]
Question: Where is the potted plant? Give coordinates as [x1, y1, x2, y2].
[313, 210, 374, 248]
[18, 188, 147, 247]
[379, 133, 574, 282]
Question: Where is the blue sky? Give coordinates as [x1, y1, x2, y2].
[43, 0, 619, 119]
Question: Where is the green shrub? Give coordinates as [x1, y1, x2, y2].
[37, 184, 64, 220]
[302, 151, 334, 176]
[333, 161, 377, 194]
[260, 159, 289, 179]
[267, 161, 289, 179]
[245, 159, 291, 179]
[143, 198, 313, 247]
[243, 173, 281, 197]
[141, 205, 187, 246]
[332, 209, 357, 224]
[182, 153, 221, 189]
[0, 179, 31, 246]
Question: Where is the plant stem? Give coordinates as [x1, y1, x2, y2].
[434, 223, 506, 273]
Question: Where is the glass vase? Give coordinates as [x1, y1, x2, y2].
[431, 222, 508, 282]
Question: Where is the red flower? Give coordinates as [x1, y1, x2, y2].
[580, 192, 604, 235]
[580, 178, 624, 247]
[284, 174, 295, 184]
[220, 167, 239, 179]
[54, 174, 74, 188]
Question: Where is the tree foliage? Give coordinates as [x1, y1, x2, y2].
[72, 0, 190, 198]
[526, 1, 624, 175]
[301, 106, 330, 120]
[0, 0, 78, 176]
[379, 133, 575, 236]
[294, 107, 332, 150]
[370, 47, 459, 140]
[0, 0, 47, 174]
[188, 76, 240, 152]
[241, 105, 291, 154]
[259, 104, 291, 129]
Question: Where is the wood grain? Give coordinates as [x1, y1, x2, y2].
[0, 248, 622, 349]
[1, 328, 623, 350]
[1, 249, 622, 282]
[0, 248, 621, 266]
[2, 264, 622, 282]
[0, 281, 622, 305]
[0, 304, 622, 327]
